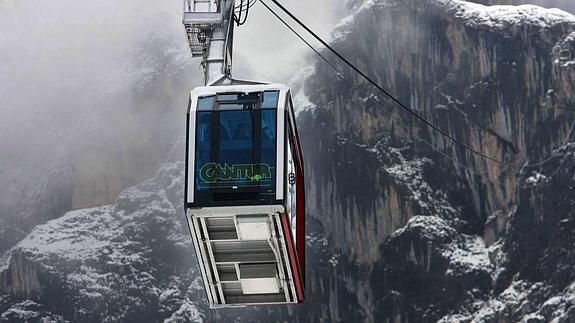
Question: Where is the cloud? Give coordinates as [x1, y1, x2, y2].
[233, 0, 346, 81]
[0, 0, 346, 220]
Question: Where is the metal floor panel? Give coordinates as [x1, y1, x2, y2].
[186, 205, 298, 307]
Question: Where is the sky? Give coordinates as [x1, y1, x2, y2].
[233, 0, 345, 81]
[1, 0, 571, 202]
[0, 0, 345, 161]
[0, 0, 346, 213]
[0, 0, 344, 129]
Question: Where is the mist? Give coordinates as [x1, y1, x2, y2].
[234, 0, 346, 81]
[0, 0, 569, 231]
[0, 0, 344, 240]
[0, 0, 186, 233]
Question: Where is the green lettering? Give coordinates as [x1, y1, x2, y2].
[223, 163, 235, 180]
[259, 163, 272, 179]
[200, 163, 273, 184]
[200, 163, 218, 183]
[234, 164, 252, 180]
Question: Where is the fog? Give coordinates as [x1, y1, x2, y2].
[234, 0, 345, 80]
[0, 0, 193, 226]
[0, 0, 345, 236]
[1, 0, 568, 243]
[0, 0, 344, 164]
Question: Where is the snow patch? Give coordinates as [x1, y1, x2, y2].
[384, 156, 458, 219]
[17, 206, 116, 263]
[444, 235, 492, 276]
[335, 0, 575, 44]
[437, 0, 575, 30]
[165, 298, 204, 323]
[289, 65, 316, 114]
[392, 216, 457, 241]
[524, 171, 548, 186]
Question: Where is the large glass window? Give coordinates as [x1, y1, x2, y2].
[194, 91, 279, 205]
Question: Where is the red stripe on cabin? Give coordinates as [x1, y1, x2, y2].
[290, 122, 305, 284]
[280, 213, 304, 302]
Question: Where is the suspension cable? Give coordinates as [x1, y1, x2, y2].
[234, 0, 254, 26]
[259, 0, 575, 187]
[259, 0, 344, 79]
[258, 0, 513, 186]
[235, 0, 257, 11]
[261, 0, 503, 164]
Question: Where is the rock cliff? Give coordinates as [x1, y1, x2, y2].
[1, 0, 574, 322]
[300, 0, 575, 321]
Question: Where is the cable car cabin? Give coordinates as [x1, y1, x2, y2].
[185, 84, 305, 308]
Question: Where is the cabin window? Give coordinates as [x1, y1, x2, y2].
[194, 91, 279, 205]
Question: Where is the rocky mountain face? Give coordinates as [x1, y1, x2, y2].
[1, 0, 574, 322]
[0, 0, 197, 255]
[299, 0, 575, 321]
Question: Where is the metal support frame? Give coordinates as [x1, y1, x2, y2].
[186, 205, 299, 307]
[183, 0, 235, 85]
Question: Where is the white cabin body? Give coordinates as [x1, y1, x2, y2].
[185, 84, 305, 307]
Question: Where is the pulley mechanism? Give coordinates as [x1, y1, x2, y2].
[183, 0, 235, 85]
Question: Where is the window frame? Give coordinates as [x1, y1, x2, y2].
[192, 91, 281, 207]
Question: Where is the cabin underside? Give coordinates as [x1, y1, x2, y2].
[186, 205, 301, 307]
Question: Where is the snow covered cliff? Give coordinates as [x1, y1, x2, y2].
[1, 0, 574, 322]
[299, 0, 575, 320]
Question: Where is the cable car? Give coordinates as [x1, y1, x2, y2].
[185, 83, 305, 307]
